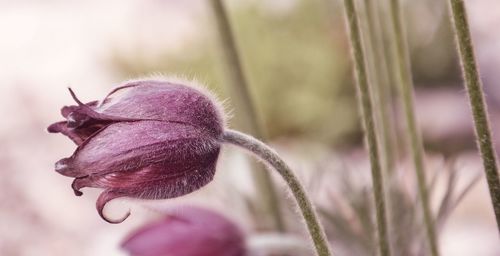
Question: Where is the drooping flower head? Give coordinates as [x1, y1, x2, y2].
[121, 206, 246, 256]
[48, 79, 226, 223]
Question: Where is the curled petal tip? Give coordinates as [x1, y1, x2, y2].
[61, 105, 78, 118]
[55, 158, 70, 173]
[47, 122, 64, 133]
[54, 158, 79, 177]
[97, 190, 130, 224]
[99, 208, 131, 224]
[71, 179, 84, 196]
[68, 87, 85, 106]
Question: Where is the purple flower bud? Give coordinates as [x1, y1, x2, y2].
[121, 207, 246, 256]
[48, 80, 226, 223]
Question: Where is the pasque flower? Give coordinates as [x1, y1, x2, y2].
[48, 80, 225, 223]
[121, 206, 246, 256]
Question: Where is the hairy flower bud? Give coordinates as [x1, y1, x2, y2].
[121, 207, 246, 256]
[48, 79, 226, 223]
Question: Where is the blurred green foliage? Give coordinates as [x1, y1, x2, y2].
[110, 0, 457, 146]
[111, 0, 358, 145]
[404, 0, 461, 86]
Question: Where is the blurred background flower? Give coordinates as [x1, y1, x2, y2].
[121, 206, 246, 256]
[1, 0, 499, 255]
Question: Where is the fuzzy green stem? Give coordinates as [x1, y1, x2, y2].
[378, 2, 405, 159]
[448, 0, 500, 231]
[223, 129, 332, 256]
[363, 0, 396, 173]
[342, 0, 391, 255]
[389, 0, 440, 255]
[210, 0, 286, 232]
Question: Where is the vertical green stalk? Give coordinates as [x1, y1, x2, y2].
[388, 0, 440, 255]
[378, 1, 406, 159]
[209, 0, 285, 232]
[363, 0, 396, 173]
[448, 0, 500, 231]
[342, 0, 391, 255]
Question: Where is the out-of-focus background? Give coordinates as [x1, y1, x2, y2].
[1, 0, 499, 255]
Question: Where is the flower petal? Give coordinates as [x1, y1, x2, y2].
[63, 121, 219, 178]
[61, 100, 99, 118]
[121, 207, 246, 256]
[48, 121, 107, 146]
[71, 155, 218, 224]
[66, 88, 142, 124]
[48, 122, 85, 145]
[96, 189, 131, 224]
[70, 151, 218, 198]
[94, 81, 225, 136]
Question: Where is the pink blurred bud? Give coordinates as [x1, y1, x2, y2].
[48, 80, 226, 223]
[121, 207, 246, 256]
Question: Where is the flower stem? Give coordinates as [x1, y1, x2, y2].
[378, 1, 405, 159]
[448, 0, 500, 231]
[388, 1, 440, 255]
[209, 0, 286, 232]
[363, 0, 396, 173]
[223, 129, 332, 256]
[342, 0, 391, 255]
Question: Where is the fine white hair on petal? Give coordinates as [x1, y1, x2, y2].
[116, 74, 232, 129]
